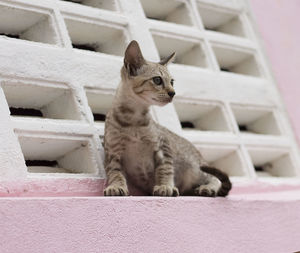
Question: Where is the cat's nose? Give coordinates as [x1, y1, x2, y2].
[168, 91, 175, 98]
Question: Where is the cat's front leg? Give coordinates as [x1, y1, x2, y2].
[104, 153, 129, 196]
[153, 141, 179, 197]
[103, 128, 129, 196]
[105, 165, 128, 196]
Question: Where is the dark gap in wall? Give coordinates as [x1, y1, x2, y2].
[147, 16, 162, 21]
[181, 121, 195, 128]
[72, 43, 97, 52]
[9, 107, 43, 117]
[220, 67, 231, 72]
[238, 124, 248, 132]
[62, 0, 82, 3]
[204, 26, 217, 32]
[26, 160, 58, 167]
[0, 33, 20, 39]
[254, 165, 263, 171]
[93, 113, 106, 121]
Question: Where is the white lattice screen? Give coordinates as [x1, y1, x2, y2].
[0, 0, 299, 189]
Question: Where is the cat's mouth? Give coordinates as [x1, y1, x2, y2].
[152, 97, 172, 105]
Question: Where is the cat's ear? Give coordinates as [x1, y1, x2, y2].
[124, 40, 145, 76]
[159, 52, 176, 65]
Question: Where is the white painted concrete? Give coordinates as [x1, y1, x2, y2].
[0, 0, 299, 194]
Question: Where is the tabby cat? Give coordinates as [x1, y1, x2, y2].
[103, 40, 231, 197]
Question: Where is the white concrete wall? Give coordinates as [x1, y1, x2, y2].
[0, 0, 299, 195]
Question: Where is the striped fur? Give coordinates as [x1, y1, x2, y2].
[104, 41, 232, 197]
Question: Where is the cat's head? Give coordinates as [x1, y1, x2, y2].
[121, 40, 176, 106]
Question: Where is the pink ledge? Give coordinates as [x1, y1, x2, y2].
[0, 178, 105, 197]
[0, 196, 300, 253]
[1, 178, 300, 197]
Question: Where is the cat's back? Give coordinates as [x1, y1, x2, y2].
[155, 123, 203, 161]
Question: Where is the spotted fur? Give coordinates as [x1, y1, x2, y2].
[103, 41, 231, 197]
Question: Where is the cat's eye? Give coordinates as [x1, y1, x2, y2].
[153, 76, 163, 85]
[170, 79, 174, 86]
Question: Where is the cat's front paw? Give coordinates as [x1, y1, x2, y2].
[153, 185, 179, 197]
[104, 185, 129, 196]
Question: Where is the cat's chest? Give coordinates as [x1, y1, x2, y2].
[121, 127, 159, 189]
[122, 128, 158, 166]
[122, 126, 159, 149]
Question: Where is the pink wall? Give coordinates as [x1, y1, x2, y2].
[249, 0, 300, 145]
[1, 196, 300, 253]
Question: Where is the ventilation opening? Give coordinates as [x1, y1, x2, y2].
[64, 18, 127, 56]
[220, 67, 230, 72]
[26, 160, 65, 173]
[0, 33, 20, 39]
[247, 148, 297, 177]
[18, 134, 98, 174]
[85, 89, 114, 122]
[197, 145, 246, 177]
[10, 107, 43, 117]
[197, 5, 245, 37]
[2, 82, 81, 120]
[212, 45, 261, 77]
[231, 106, 281, 135]
[93, 113, 106, 121]
[0, 4, 58, 45]
[72, 43, 97, 51]
[61, 0, 117, 11]
[152, 33, 207, 67]
[238, 124, 247, 132]
[174, 101, 231, 132]
[140, 0, 193, 26]
[181, 121, 195, 129]
[26, 160, 58, 167]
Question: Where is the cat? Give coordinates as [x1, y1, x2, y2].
[103, 40, 231, 197]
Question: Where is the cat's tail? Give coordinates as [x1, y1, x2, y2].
[201, 166, 232, 197]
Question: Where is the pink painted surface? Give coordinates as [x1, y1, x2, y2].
[2, 178, 300, 197]
[0, 178, 145, 197]
[249, 0, 300, 145]
[0, 196, 300, 253]
[0, 178, 104, 197]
